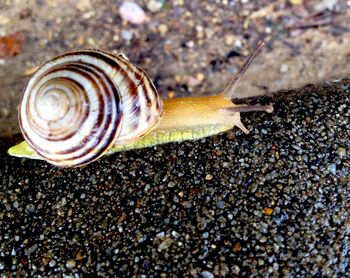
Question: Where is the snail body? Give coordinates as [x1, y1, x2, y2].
[8, 42, 272, 167]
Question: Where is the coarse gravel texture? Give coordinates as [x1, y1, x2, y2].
[0, 80, 349, 276]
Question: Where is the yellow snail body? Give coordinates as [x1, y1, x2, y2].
[8, 41, 273, 167]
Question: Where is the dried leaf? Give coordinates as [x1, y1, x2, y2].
[0, 32, 24, 58]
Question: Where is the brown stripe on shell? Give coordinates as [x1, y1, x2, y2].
[97, 51, 147, 133]
[24, 77, 89, 142]
[105, 52, 162, 134]
[50, 109, 122, 166]
[49, 62, 121, 158]
[26, 70, 93, 142]
[32, 63, 119, 161]
[134, 65, 152, 107]
[49, 113, 121, 165]
[43, 64, 106, 143]
[26, 70, 91, 142]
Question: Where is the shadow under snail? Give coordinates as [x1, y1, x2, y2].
[8, 41, 273, 167]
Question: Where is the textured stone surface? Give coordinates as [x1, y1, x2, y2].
[0, 80, 349, 276]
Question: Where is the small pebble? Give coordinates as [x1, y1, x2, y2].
[25, 244, 38, 256]
[66, 259, 76, 269]
[216, 201, 225, 209]
[329, 164, 337, 175]
[201, 271, 214, 278]
[0, 107, 9, 117]
[232, 265, 241, 275]
[119, 2, 148, 24]
[0, 15, 9, 25]
[264, 208, 273, 216]
[158, 24, 168, 36]
[234, 39, 242, 48]
[147, 0, 164, 12]
[35, 192, 43, 200]
[186, 41, 195, 48]
[280, 64, 289, 74]
[158, 238, 174, 251]
[233, 242, 241, 253]
[187, 76, 202, 87]
[167, 91, 175, 98]
[121, 29, 133, 41]
[289, 0, 303, 4]
[76, 0, 93, 12]
[336, 147, 347, 157]
[224, 34, 235, 46]
[202, 232, 209, 239]
[26, 203, 35, 213]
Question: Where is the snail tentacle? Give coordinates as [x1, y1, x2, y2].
[222, 40, 265, 100]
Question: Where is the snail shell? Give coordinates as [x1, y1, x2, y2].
[19, 50, 163, 167]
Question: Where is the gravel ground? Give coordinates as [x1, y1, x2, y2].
[0, 80, 349, 276]
[1, 1, 349, 136]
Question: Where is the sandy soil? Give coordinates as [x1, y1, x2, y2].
[0, 0, 349, 136]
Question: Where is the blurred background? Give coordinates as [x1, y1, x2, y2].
[0, 0, 349, 136]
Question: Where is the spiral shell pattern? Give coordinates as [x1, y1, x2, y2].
[19, 50, 163, 166]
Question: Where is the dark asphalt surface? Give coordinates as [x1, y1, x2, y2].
[0, 80, 349, 276]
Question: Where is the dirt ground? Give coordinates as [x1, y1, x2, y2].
[0, 0, 349, 137]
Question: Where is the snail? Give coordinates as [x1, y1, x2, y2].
[8, 41, 273, 167]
